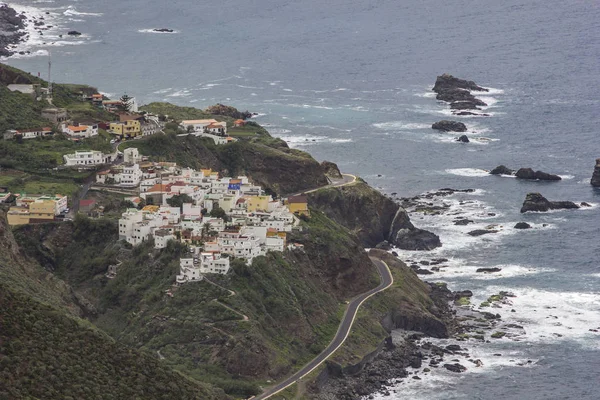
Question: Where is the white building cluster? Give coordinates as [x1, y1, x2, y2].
[114, 159, 305, 285]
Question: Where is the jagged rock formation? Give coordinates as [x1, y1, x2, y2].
[490, 166, 562, 181]
[431, 120, 467, 132]
[321, 160, 343, 179]
[515, 168, 561, 181]
[433, 73, 488, 93]
[591, 159, 600, 187]
[308, 181, 400, 246]
[432, 74, 488, 111]
[520, 192, 580, 213]
[457, 135, 470, 143]
[490, 165, 514, 175]
[388, 208, 442, 250]
[0, 5, 26, 57]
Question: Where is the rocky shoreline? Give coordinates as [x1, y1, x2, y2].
[0, 4, 26, 57]
[310, 280, 526, 399]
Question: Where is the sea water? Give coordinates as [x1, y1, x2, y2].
[4, 0, 600, 398]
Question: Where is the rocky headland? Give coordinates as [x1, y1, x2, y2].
[591, 159, 600, 187]
[520, 192, 580, 213]
[0, 4, 26, 57]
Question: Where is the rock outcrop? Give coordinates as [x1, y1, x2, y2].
[388, 209, 442, 250]
[432, 74, 488, 112]
[514, 222, 531, 229]
[490, 165, 514, 175]
[591, 159, 600, 187]
[431, 120, 467, 132]
[520, 193, 580, 213]
[515, 168, 561, 181]
[432, 73, 488, 93]
[308, 181, 400, 247]
[320, 160, 343, 179]
[491, 166, 561, 180]
[457, 135, 469, 143]
[0, 4, 26, 57]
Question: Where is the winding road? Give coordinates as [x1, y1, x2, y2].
[290, 173, 357, 197]
[252, 257, 393, 400]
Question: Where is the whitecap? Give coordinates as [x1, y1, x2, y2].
[559, 174, 575, 180]
[445, 168, 490, 177]
[373, 121, 430, 130]
[63, 6, 103, 16]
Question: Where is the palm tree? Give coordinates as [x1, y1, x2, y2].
[201, 222, 212, 240]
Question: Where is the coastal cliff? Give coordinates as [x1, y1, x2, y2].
[309, 180, 441, 250]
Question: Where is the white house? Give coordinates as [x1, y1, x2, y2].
[62, 124, 99, 138]
[63, 150, 115, 166]
[118, 209, 144, 240]
[13, 127, 53, 140]
[120, 164, 143, 187]
[176, 249, 230, 283]
[217, 230, 264, 263]
[154, 229, 176, 249]
[180, 119, 219, 132]
[123, 148, 142, 164]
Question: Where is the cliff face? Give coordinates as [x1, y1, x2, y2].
[308, 180, 400, 247]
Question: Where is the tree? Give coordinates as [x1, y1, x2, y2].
[209, 206, 228, 220]
[166, 194, 193, 209]
[201, 222, 212, 240]
[119, 94, 133, 112]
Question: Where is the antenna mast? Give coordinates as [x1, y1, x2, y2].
[47, 52, 53, 101]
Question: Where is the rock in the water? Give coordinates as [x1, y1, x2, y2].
[454, 111, 490, 116]
[476, 267, 502, 273]
[467, 229, 498, 237]
[515, 168, 561, 181]
[520, 192, 580, 213]
[454, 290, 473, 298]
[432, 73, 488, 93]
[321, 160, 343, 179]
[514, 222, 531, 229]
[67, 30, 81, 36]
[388, 208, 442, 250]
[432, 120, 467, 132]
[454, 218, 474, 225]
[490, 165, 514, 176]
[415, 268, 434, 275]
[153, 28, 174, 33]
[457, 135, 469, 143]
[591, 159, 600, 187]
[443, 363, 467, 373]
[435, 88, 487, 105]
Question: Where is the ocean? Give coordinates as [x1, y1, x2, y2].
[3, 0, 600, 398]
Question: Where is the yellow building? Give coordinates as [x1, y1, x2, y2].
[247, 195, 270, 212]
[286, 195, 309, 216]
[29, 199, 57, 221]
[110, 120, 141, 138]
[7, 207, 30, 225]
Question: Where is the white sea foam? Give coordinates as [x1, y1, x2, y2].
[373, 121, 430, 130]
[445, 168, 490, 177]
[63, 6, 102, 17]
[138, 28, 179, 34]
[559, 174, 575, 180]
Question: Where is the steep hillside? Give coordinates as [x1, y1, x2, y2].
[0, 212, 229, 399]
[121, 131, 328, 195]
[16, 211, 379, 397]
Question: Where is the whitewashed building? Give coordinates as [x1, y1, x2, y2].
[64, 150, 115, 166]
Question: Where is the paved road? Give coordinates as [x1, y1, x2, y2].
[252, 257, 393, 400]
[290, 173, 357, 197]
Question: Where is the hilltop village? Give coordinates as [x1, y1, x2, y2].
[107, 148, 308, 282]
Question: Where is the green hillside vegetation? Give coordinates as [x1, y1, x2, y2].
[15, 211, 380, 397]
[0, 84, 49, 132]
[0, 285, 229, 400]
